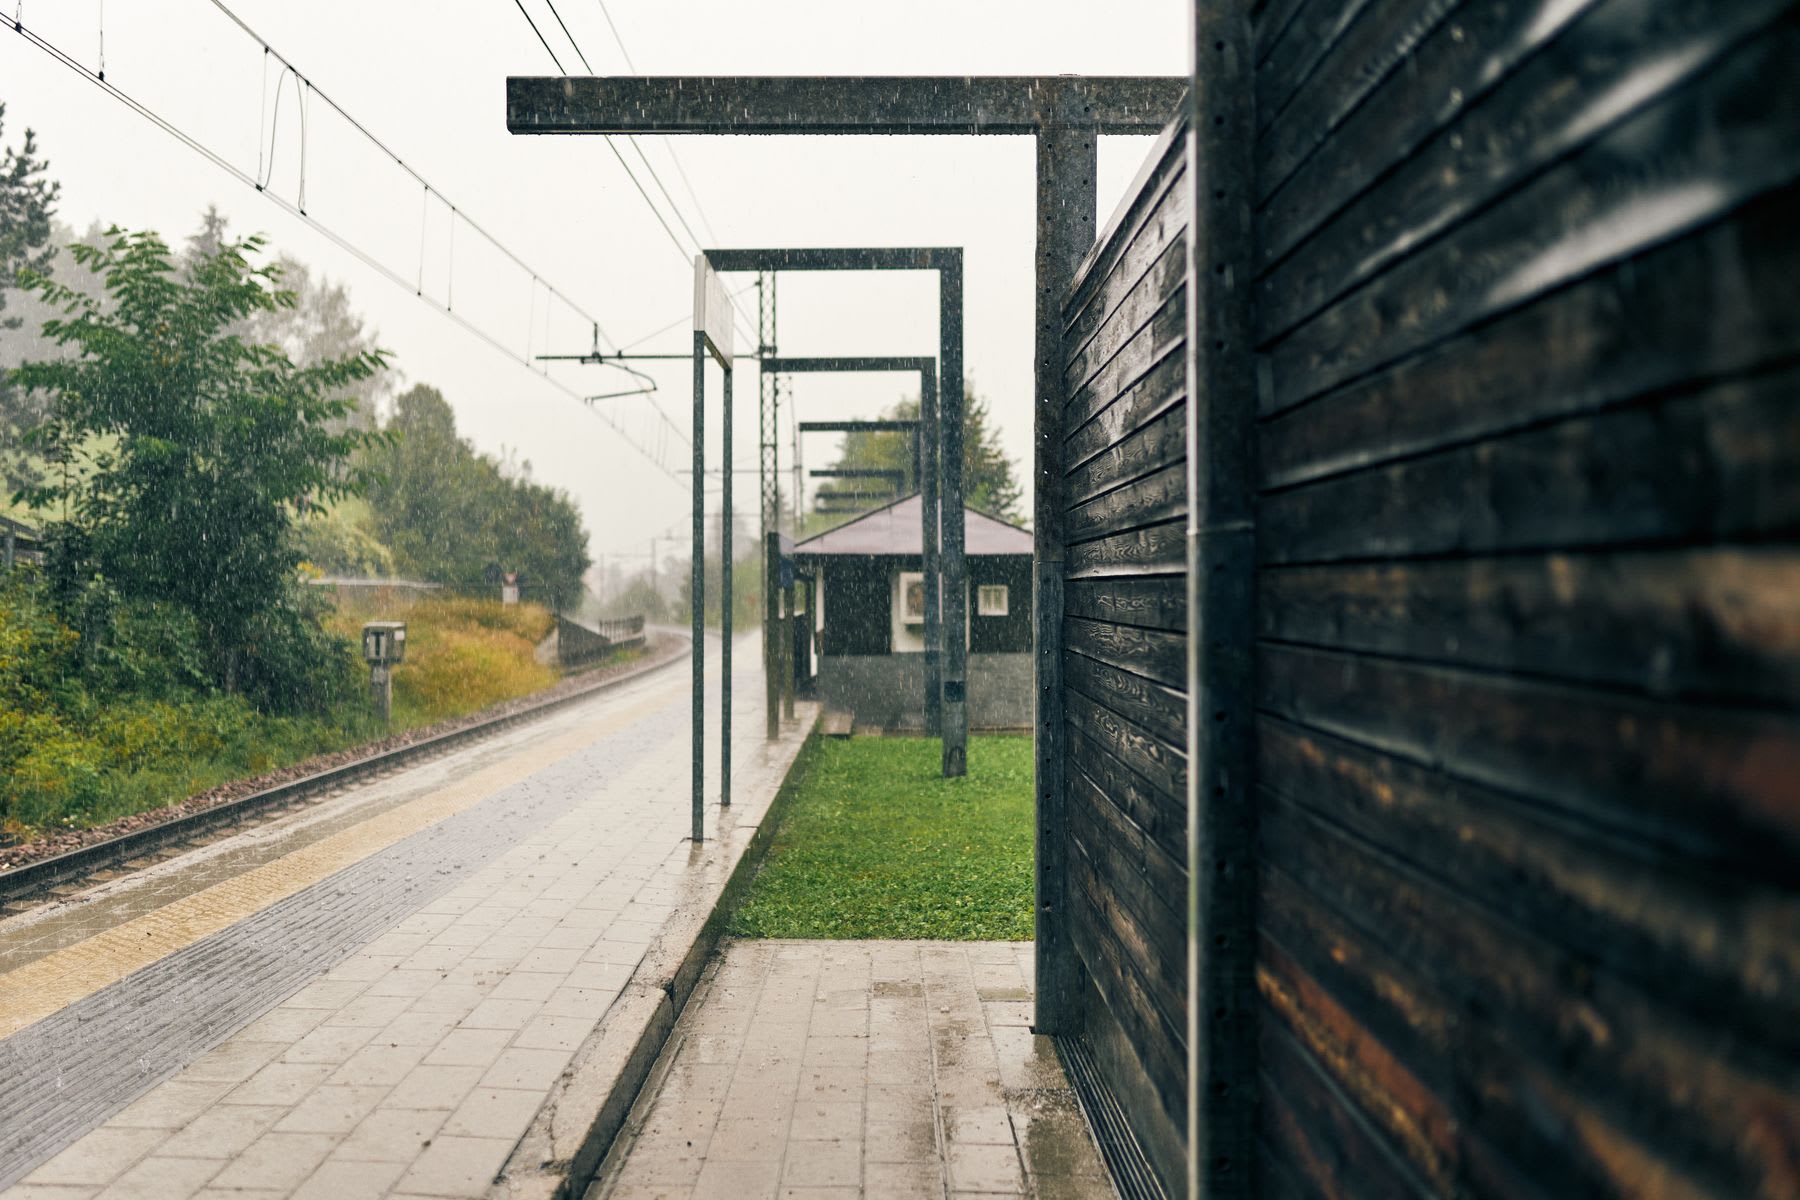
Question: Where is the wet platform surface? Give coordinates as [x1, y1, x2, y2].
[592, 940, 1114, 1200]
[0, 641, 810, 1199]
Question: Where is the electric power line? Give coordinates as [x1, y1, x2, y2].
[5, 2, 698, 481]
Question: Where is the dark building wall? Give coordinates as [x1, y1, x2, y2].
[1242, 1, 1800, 1195]
[819, 558, 891, 656]
[1057, 123, 1192, 1190]
[970, 556, 1031, 654]
[1056, 4, 1800, 1192]
[816, 652, 1033, 731]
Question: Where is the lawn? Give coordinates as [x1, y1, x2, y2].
[728, 734, 1035, 941]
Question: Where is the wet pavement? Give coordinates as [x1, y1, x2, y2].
[592, 940, 1115, 1199]
[0, 639, 814, 1199]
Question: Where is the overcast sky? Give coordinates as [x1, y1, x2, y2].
[2, 0, 1186, 564]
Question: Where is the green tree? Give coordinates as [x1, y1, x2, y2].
[364, 384, 591, 605]
[0, 104, 61, 495]
[12, 229, 387, 692]
[814, 386, 1023, 526]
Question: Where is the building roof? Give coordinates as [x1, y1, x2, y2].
[794, 493, 1031, 558]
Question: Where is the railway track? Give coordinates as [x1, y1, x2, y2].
[0, 634, 690, 912]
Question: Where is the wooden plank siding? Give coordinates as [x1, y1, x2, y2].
[1059, 118, 1194, 1192]
[1242, 0, 1800, 1194]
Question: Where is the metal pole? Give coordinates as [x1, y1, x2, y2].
[940, 253, 967, 777]
[921, 366, 942, 737]
[1033, 118, 1097, 1035]
[692, 331, 706, 843]
[766, 532, 781, 739]
[722, 361, 734, 808]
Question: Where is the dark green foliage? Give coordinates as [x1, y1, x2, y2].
[0, 577, 367, 838]
[12, 228, 387, 691]
[813, 386, 1025, 528]
[729, 735, 1035, 940]
[364, 384, 591, 606]
[0, 104, 62, 494]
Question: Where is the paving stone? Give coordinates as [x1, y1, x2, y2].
[422, 1027, 515, 1068]
[281, 1022, 378, 1065]
[325, 1040, 432, 1088]
[329, 1109, 448, 1163]
[441, 1087, 545, 1141]
[289, 1156, 408, 1200]
[394, 1136, 514, 1198]
[946, 1141, 1026, 1193]
[207, 1132, 337, 1192]
[272, 1085, 391, 1135]
[477, 1046, 571, 1092]
[106, 1080, 233, 1130]
[779, 1140, 862, 1189]
[154, 1106, 286, 1159]
[22, 1129, 166, 1187]
[221, 1062, 333, 1107]
[385, 1064, 484, 1111]
[92, 1153, 223, 1200]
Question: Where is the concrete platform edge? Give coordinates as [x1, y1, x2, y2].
[492, 715, 821, 1200]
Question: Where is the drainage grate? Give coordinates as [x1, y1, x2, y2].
[1056, 1034, 1169, 1200]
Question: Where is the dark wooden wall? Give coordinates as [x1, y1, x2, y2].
[1059, 122, 1193, 1189]
[1057, 0, 1800, 1194]
[1245, 0, 1800, 1194]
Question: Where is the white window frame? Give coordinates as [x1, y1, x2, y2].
[977, 583, 1009, 617]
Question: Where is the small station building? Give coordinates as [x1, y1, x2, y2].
[792, 493, 1032, 732]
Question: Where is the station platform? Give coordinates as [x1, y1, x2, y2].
[0, 640, 812, 1200]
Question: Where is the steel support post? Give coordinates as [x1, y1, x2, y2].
[782, 580, 796, 720]
[1032, 118, 1097, 1034]
[759, 273, 781, 740]
[691, 332, 706, 843]
[939, 256, 967, 777]
[1186, 2, 1258, 1194]
[721, 362, 733, 808]
[920, 367, 942, 737]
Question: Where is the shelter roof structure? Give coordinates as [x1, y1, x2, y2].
[795, 494, 1029, 558]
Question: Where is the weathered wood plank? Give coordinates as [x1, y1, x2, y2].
[1068, 757, 1188, 930]
[1258, 548, 1800, 705]
[1065, 351, 1186, 474]
[1257, 715, 1800, 1051]
[1257, 1008, 1437, 1200]
[1256, 0, 1466, 201]
[1256, 642, 1800, 871]
[1256, 0, 1786, 329]
[1065, 461, 1187, 545]
[1067, 402, 1187, 510]
[1262, 805, 1800, 1196]
[1068, 721, 1187, 866]
[1065, 575, 1188, 633]
[1254, 0, 1387, 139]
[1260, 28, 1800, 410]
[1066, 231, 1188, 402]
[1066, 296, 1186, 434]
[1069, 787, 1188, 1026]
[1067, 518, 1187, 580]
[1258, 367, 1800, 566]
[1066, 134, 1186, 339]
[1258, 189, 1800, 487]
[1066, 648, 1187, 751]
[1066, 688, 1186, 801]
[1066, 616, 1187, 690]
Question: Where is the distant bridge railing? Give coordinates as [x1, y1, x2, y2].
[556, 613, 646, 668]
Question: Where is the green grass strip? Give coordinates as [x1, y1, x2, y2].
[729, 734, 1034, 941]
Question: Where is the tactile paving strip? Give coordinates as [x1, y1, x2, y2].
[0, 699, 685, 1188]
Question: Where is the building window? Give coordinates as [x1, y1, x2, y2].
[977, 584, 1009, 617]
[898, 571, 927, 624]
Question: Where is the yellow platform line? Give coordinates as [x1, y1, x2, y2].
[0, 678, 683, 1040]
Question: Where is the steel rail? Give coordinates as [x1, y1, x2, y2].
[0, 634, 686, 907]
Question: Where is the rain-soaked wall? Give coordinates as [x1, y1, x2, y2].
[1058, 120, 1192, 1189]
[1062, 0, 1800, 1192]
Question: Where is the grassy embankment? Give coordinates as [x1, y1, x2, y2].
[1, 589, 558, 843]
[729, 734, 1034, 941]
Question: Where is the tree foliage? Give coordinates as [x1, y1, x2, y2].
[814, 386, 1024, 526]
[364, 384, 591, 606]
[0, 104, 61, 495]
[12, 229, 386, 697]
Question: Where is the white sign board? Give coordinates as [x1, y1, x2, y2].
[692, 254, 734, 366]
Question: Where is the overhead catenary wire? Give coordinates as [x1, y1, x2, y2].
[14, 4, 705, 482]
